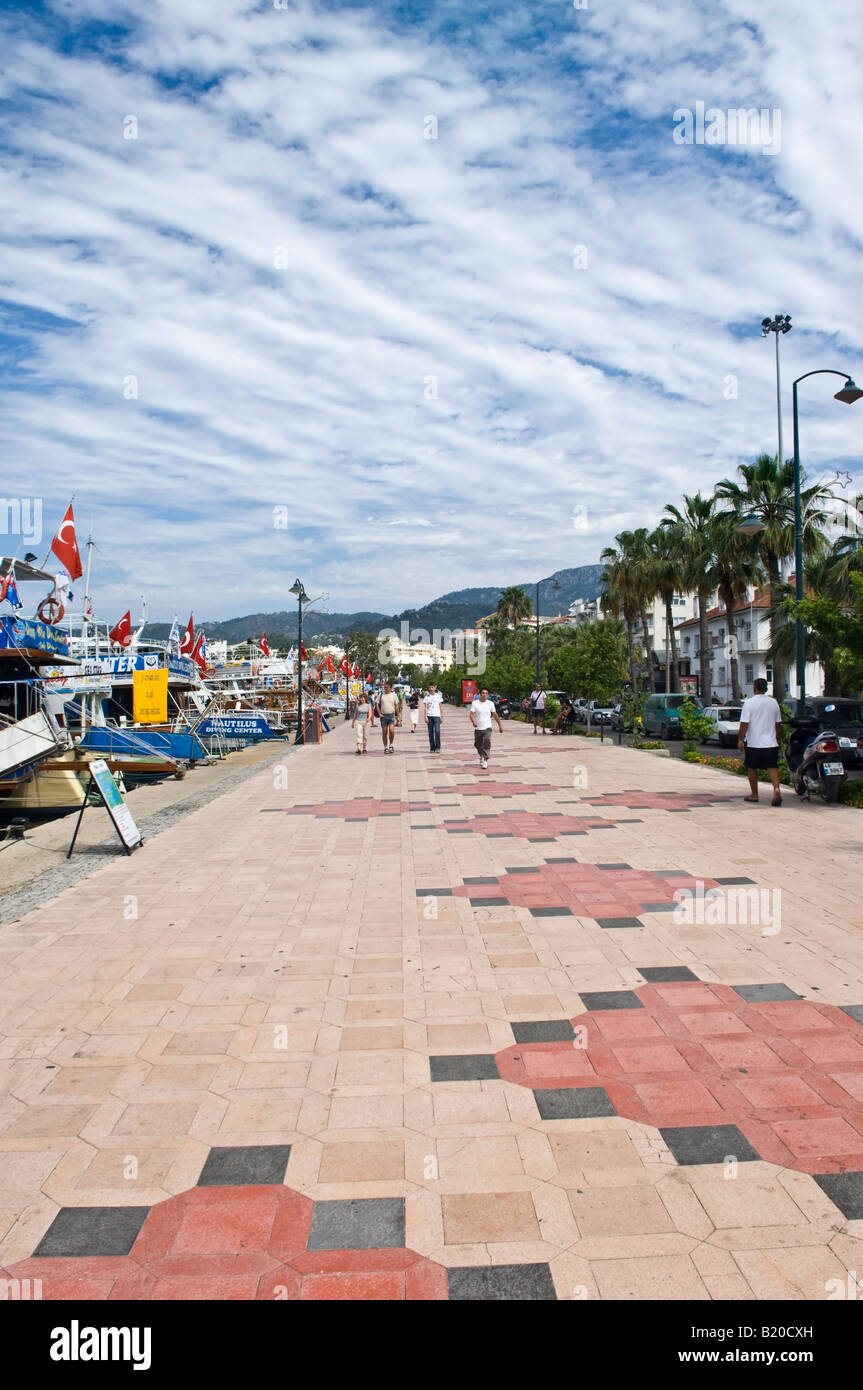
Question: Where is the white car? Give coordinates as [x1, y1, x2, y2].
[704, 705, 742, 748]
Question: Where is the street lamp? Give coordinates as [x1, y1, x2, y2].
[762, 314, 792, 466]
[790, 370, 863, 712]
[289, 579, 308, 743]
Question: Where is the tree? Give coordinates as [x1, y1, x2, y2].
[571, 618, 628, 704]
[791, 568, 863, 694]
[651, 523, 686, 693]
[600, 530, 655, 691]
[495, 585, 533, 628]
[663, 493, 717, 702]
[716, 455, 833, 700]
[710, 511, 762, 702]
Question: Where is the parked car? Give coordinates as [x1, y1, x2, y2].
[572, 698, 589, 723]
[610, 702, 624, 732]
[642, 693, 704, 739]
[704, 705, 742, 748]
[585, 700, 615, 725]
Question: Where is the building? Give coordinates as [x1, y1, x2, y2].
[633, 592, 698, 685]
[674, 589, 825, 703]
[379, 635, 454, 672]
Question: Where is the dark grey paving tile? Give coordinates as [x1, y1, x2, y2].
[529, 906, 573, 917]
[506, 867, 540, 874]
[448, 1263, 557, 1301]
[596, 917, 643, 929]
[814, 1171, 863, 1221]
[660, 1124, 760, 1166]
[464, 876, 499, 884]
[416, 888, 453, 896]
[639, 902, 678, 913]
[307, 1197, 405, 1251]
[579, 989, 644, 1011]
[733, 983, 800, 1003]
[512, 1019, 575, 1043]
[598, 863, 631, 870]
[487, 832, 513, 838]
[715, 876, 756, 885]
[197, 1145, 291, 1188]
[470, 896, 506, 906]
[527, 837, 555, 843]
[841, 1005, 863, 1025]
[430, 1054, 500, 1082]
[446, 827, 472, 833]
[34, 1206, 149, 1258]
[638, 966, 699, 983]
[533, 1086, 616, 1120]
[560, 830, 587, 836]
[544, 857, 576, 864]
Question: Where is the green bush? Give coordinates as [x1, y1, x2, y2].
[545, 697, 561, 722]
[839, 780, 863, 808]
[679, 697, 716, 750]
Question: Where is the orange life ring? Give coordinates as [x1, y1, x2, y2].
[37, 597, 65, 625]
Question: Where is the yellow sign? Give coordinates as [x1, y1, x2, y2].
[133, 668, 168, 724]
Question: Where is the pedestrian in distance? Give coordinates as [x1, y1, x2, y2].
[737, 677, 783, 806]
[407, 688, 421, 733]
[377, 681, 401, 754]
[470, 687, 503, 769]
[530, 682, 547, 734]
[352, 689, 375, 754]
[423, 682, 444, 753]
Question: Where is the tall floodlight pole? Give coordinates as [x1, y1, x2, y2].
[761, 314, 792, 467]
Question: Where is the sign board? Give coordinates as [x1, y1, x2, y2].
[197, 714, 276, 739]
[133, 668, 168, 723]
[67, 757, 142, 858]
[0, 616, 69, 657]
[461, 679, 478, 705]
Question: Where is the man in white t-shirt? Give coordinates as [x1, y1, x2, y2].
[738, 678, 784, 806]
[470, 687, 503, 769]
[377, 682, 401, 754]
[423, 683, 444, 753]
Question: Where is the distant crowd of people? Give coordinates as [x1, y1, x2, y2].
[350, 682, 501, 766]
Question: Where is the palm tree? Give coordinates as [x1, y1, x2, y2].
[601, 530, 656, 691]
[710, 512, 762, 703]
[495, 585, 533, 629]
[663, 494, 717, 701]
[716, 455, 833, 700]
[651, 523, 686, 693]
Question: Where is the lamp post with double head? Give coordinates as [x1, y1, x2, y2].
[761, 314, 792, 466]
[289, 579, 308, 743]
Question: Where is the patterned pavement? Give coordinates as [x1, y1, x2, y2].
[2, 716, 863, 1300]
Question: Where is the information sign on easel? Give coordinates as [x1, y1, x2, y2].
[67, 758, 144, 858]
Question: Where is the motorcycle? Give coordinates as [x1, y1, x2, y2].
[786, 708, 849, 804]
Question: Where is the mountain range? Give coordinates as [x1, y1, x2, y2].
[141, 565, 604, 645]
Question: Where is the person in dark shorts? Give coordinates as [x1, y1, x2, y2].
[470, 687, 503, 769]
[738, 678, 783, 806]
[377, 681, 401, 754]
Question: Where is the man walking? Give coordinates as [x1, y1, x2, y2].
[406, 688, 421, 733]
[737, 678, 783, 806]
[423, 682, 443, 753]
[377, 681, 401, 754]
[470, 687, 503, 769]
[529, 682, 547, 734]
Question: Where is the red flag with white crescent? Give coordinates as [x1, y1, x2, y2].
[300, 641, 308, 661]
[353, 663, 360, 678]
[50, 503, 83, 580]
[260, 633, 270, 657]
[108, 611, 132, 648]
[340, 655, 350, 675]
[325, 653, 335, 674]
[191, 633, 207, 672]
[180, 615, 194, 654]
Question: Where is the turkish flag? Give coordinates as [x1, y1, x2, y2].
[300, 641, 308, 661]
[340, 655, 350, 676]
[325, 653, 335, 674]
[180, 615, 194, 654]
[191, 634, 207, 672]
[108, 611, 132, 648]
[260, 633, 270, 656]
[50, 504, 83, 580]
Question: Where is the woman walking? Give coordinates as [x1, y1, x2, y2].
[352, 689, 375, 754]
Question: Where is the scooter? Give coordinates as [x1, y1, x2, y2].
[786, 713, 848, 804]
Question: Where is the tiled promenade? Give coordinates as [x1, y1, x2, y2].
[2, 717, 863, 1300]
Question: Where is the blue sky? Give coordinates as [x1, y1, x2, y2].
[1, 0, 861, 621]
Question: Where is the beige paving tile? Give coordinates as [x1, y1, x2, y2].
[442, 1191, 540, 1244]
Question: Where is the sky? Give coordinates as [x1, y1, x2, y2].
[1, 0, 862, 622]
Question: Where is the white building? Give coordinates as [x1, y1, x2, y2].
[633, 592, 698, 677]
[674, 588, 825, 703]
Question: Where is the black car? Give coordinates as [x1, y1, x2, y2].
[789, 698, 863, 770]
[488, 693, 510, 718]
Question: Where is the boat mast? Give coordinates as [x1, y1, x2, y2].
[83, 531, 94, 659]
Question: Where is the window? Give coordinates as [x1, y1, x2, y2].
[745, 624, 752, 641]
[684, 636, 690, 647]
[745, 664, 754, 683]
